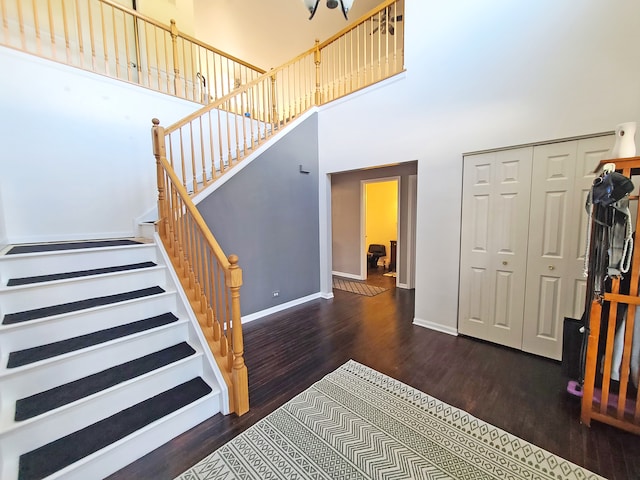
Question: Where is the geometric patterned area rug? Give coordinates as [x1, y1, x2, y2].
[332, 277, 388, 297]
[175, 360, 604, 480]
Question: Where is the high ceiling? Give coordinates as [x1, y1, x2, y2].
[193, 0, 388, 70]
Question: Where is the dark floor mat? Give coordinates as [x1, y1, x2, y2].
[18, 377, 212, 480]
[15, 342, 195, 421]
[7, 262, 157, 286]
[6, 240, 142, 255]
[7, 312, 179, 368]
[2, 286, 165, 325]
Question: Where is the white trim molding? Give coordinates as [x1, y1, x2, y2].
[413, 317, 458, 337]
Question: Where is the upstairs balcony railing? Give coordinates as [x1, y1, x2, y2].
[0, 0, 265, 103]
[157, 0, 405, 196]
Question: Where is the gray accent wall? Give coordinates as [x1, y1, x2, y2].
[197, 114, 320, 316]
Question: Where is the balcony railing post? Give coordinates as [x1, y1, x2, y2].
[170, 19, 181, 96]
[151, 118, 169, 240]
[227, 254, 248, 415]
[314, 39, 321, 105]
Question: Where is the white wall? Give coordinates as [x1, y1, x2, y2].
[192, 0, 386, 70]
[318, 0, 640, 334]
[0, 47, 200, 244]
[137, 0, 195, 36]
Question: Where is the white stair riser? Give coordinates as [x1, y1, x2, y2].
[0, 293, 178, 355]
[0, 394, 221, 480]
[0, 355, 213, 458]
[1, 321, 189, 402]
[0, 244, 159, 281]
[47, 395, 221, 480]
[0, 267, 169, 315]
[0, 244, 159, 285]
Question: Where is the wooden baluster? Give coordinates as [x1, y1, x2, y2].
[122, 9, 132, 82]
[178, 126, 187, 191]
[142, 17, 151, 86]
[218, 267, 228, 358]
[30, 0, 41, 54]
[169, 185, 179, 256]
[45, 0, 54, 58]
[170, 19, 180, 95]
[270, 73, 277, 128]
[99, 1, 108, 74]
[162, 27, 170, 92]
[208, 249, 217, 333]
[110, 4, 120, 78]
[207, 111, 216, 181]
[600, 285, 619, 415]
[1, 0, 9, 45]
[155, 26, 163, 91]
[216, 108, 224, 174]
[189, 121, 197, 194]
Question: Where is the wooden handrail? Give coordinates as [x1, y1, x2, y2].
[152, 118, 248, 415]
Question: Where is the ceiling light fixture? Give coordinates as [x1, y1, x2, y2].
[302, 0, 355, 20]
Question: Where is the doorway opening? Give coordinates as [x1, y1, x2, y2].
[363, 178, 399, 287]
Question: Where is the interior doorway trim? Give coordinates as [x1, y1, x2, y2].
[361, 176, 401, 284]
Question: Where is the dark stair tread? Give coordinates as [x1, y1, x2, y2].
[15, 342, 196, 421]
[2, 286, 166, 325]
[7, 312, 179, 368]
[18, 377, 212, 480]
[6, 239, 143, 255]
[7, 262, 157, 286]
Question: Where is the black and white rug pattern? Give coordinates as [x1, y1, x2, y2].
[175, 360, 604, 480]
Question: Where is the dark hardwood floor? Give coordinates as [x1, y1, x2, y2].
[108, 268, 640, 480]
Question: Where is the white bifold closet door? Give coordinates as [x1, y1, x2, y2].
[459, 135, 613, 360]
[522, 136, 613, 360]
[458, 147, 533, 349]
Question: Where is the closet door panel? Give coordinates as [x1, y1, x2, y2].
[459, 148, 532, 348]
[523, 142, 577, 360]
[570, 136, 615, 318]
[459, 154, 494, 337]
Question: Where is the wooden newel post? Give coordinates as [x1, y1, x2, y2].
[314, 39, 321, 105]
[151, 118, 169, 240]
[227, 254, 248, 415]
[170, 19, 181, 96]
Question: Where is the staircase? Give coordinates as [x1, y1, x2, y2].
[0, 238, 226, 480]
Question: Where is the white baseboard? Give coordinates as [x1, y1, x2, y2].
[412, 317, 458, 336]
[241, 292, 323, 324]
[332, 271, 364, 281]
[320, 292, 334, 299]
